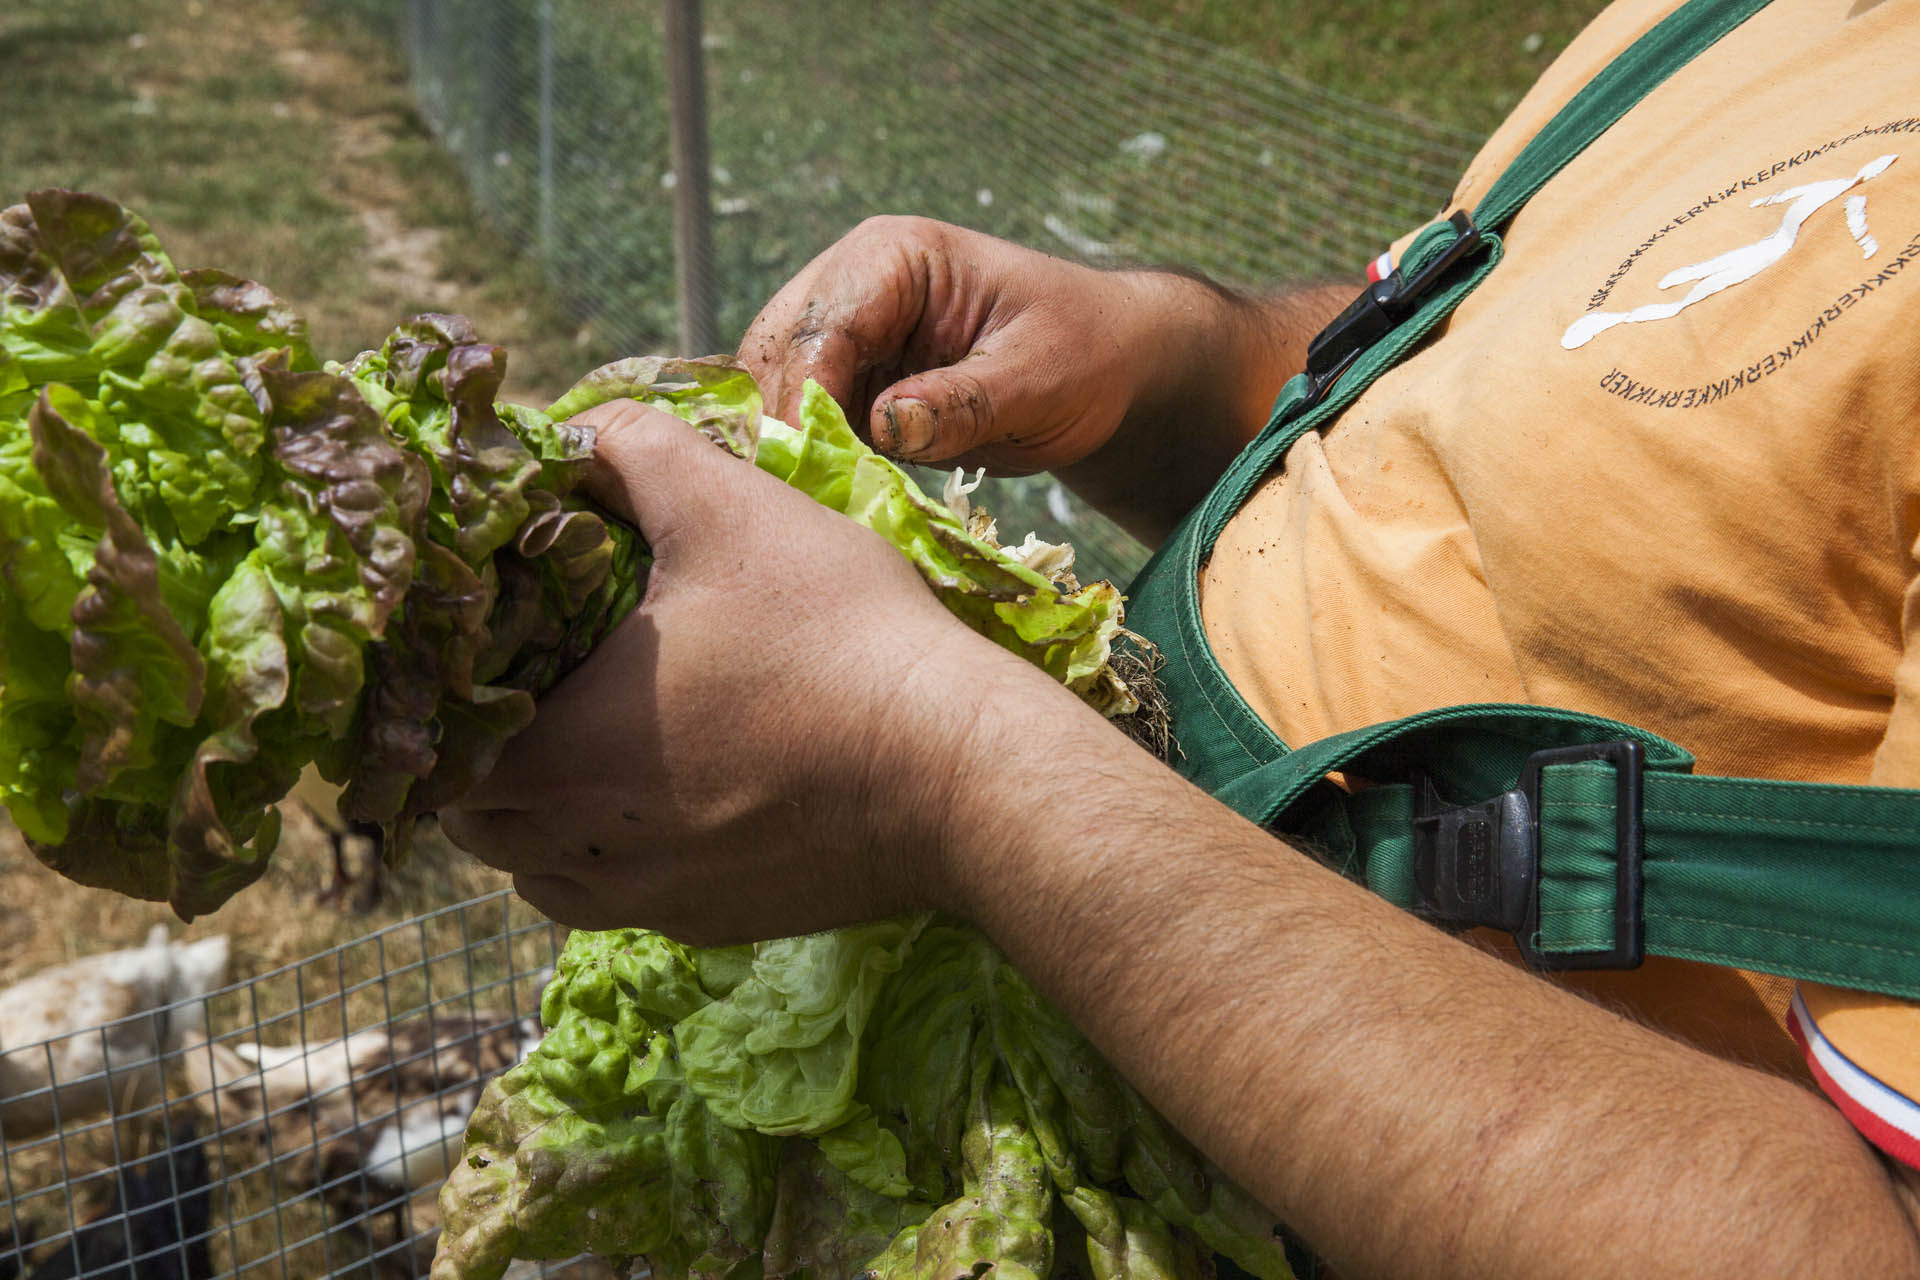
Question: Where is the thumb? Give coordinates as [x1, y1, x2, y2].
[870, 363, 1008, 464]
[568, 398, 751, 545]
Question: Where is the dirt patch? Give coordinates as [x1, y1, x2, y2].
[359, 207, 462, 308]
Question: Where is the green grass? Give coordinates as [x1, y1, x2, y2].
[1, 1, 349, 309]
[0, 0, 599, 400]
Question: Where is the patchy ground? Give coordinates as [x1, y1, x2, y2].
[1, 0, 610, 404]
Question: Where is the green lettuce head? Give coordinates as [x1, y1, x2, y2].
[0, 191, 763, 916]
[436, 922, 1295, 1280]
[0, 190, 1146, 918]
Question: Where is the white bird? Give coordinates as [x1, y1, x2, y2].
[0, 925, 231, 1140]
[182, 1007, 540, 1201]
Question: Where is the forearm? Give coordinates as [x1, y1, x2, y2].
[1052, 274, 1353, 545]
[928, 689, 1920, 1278]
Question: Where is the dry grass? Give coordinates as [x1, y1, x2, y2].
[0, 810, 516, 998]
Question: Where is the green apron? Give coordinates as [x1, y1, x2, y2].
[1123, 0, 1920, 1000]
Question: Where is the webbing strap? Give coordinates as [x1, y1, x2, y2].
[1202, 703, 1920, 1000]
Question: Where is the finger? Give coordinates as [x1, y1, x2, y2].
[739, 275, 832, 425]
[777, 323, 865, 427]
[870, 363, 1002, 464]
[563, 397, 757, 547]
[868, 332, 1090, 471]
[741, 218, 939, 426]
[511, 874, 633, 931]
[740, 260, 856, 425]
[458, 606, 666, 814]
[438, 806, 574, 872]
[442, 808, 653, 932]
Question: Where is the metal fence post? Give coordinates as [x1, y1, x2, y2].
[663, 0, 718, 355]
[538, 0, 556, 261]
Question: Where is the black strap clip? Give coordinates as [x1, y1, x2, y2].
[1299, 210, 1484, 412]
[1411, 739, 1646, 971]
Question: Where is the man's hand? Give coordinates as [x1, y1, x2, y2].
[437, 398, 1081, 941]
[438, 408, 1920, 1280]
[739, 216, 1349, 543]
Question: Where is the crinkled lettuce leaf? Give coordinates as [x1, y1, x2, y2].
[544, 352, 763, 462]
[0, 191, 664, 915]
[436, 929, 778, 1276]
[676, 917, 924, 1137]
[758, 382, 1136, 716]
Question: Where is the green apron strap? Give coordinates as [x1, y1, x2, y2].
[1127, 0, 1784, 798]
[1209, 705, 1920, 1001]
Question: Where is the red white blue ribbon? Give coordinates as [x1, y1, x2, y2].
[1789, 987, 1920, 1170]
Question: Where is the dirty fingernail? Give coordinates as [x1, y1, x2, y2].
[883, 397, 934, 455]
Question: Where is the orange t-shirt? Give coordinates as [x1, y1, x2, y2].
[1198, 0, 1920, 1168]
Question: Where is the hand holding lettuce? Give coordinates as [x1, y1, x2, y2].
[0, 189, 760, 916]
[430, 380, 1290, 1278]
[0, 190, 1289, 1278]
[432, 374, 1148, 938]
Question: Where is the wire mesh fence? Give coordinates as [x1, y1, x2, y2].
[0, 891, 588, 1280]
[390, 0, 1484, 587]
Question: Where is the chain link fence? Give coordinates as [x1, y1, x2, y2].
[393, 0, 1482, 584]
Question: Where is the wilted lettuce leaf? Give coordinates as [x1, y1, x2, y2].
[761, 1141, 933, 1280]
[1062, 1185, 1212, 1280]
[862, 1035, 1054, 1280]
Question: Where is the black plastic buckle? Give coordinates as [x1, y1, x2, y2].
[1411, 739, 1646, 971]
[1298, 210, 1484, 412]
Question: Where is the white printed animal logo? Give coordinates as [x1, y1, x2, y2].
[1562, 153, 1897, 349]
